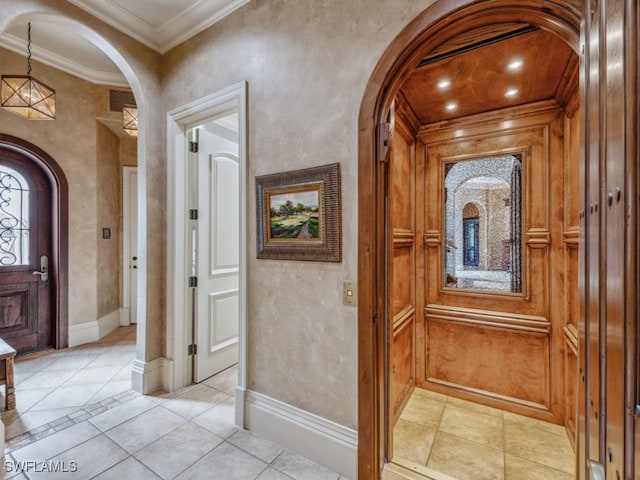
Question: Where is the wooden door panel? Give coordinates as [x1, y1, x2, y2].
[0, 154, 52, 354]
[388, 104, 417, 430]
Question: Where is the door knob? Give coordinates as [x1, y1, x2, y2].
[32, 254, 49, 282]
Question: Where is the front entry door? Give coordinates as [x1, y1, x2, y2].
[189, 115, 240, 382]
[0, 149, 52, 354]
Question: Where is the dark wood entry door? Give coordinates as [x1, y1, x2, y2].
[0, 149, 52, 354]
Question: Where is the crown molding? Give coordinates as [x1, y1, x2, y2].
[0, 34, 128, 87]
[67, 0, 251, 54]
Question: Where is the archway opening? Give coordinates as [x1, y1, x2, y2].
[357, 1, 582, 478]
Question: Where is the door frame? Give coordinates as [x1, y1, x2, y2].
[166, 81, 248, 426]
[122, 166, 137, 326]
[0, 133, 68, 349]
[356, 1, 581, 477]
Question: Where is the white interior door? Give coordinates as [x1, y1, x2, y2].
[192, 113, 240, 382]
[123, 166, 138, 325]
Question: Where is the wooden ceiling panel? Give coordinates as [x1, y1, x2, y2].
[400, 29, 576, 125]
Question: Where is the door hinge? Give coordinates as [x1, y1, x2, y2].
[189, 276, 198, 288]
[189, 209, 198, 220]
[188, 344, 198, 356]
[377, 122, 391, 163]
[189, 141, 199, 153]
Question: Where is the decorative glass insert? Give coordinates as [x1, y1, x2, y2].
[444, 154, 522, 293]
[0, 166, 30, 266]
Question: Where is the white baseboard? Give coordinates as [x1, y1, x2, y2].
[68, 309, 122, 347]
[235, 385, 246, 428]
[245, 390, 357, 480]
[132, 357, 167, 394]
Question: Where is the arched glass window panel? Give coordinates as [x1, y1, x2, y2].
[0, 166, 30, 266]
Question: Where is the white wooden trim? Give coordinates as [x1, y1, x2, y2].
[166, 81, 248, 421]
[131, 357, 166, 394]
[68, 309, 122, 346]
[245, 390, 357, 480]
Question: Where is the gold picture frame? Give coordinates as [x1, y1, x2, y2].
[256, 163, 341, 262]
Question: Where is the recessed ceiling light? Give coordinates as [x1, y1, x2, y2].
[445, 102, 458, 111]
[508, 59, 524, 71]
[505, 88, 519, 98]
[437, 79, 451, 90]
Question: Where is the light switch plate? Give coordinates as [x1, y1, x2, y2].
[343, 281, 357, 307]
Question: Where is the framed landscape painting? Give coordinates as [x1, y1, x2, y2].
[256, 163, 341, 262]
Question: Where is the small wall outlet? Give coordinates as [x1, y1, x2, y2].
[343, 281, 357, 307]
[102, 228, 111, 239]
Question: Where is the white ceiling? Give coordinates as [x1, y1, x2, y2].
[0, 0, 250, 87]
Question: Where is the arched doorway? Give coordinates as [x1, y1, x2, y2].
[0, 134, 68, 353]
[357, 1, 584, 478]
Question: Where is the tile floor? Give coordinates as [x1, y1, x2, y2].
[391, 387, 576, 480]
[1, 327, 347, 480]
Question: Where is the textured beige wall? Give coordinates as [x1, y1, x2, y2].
[96, 123, 121, 318]
[1, 0, 163, 360]
[0, 46, 102, 326]
[162, 0, 437, 429]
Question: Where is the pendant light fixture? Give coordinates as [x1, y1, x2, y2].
[122, 104, 138, 136]
[1, 23, 56, 120]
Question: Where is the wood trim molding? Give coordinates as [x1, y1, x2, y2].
[393, 229, 415, 248]
[563, 226, 579, 247]
[525, 228, 551, 248]
[425, 304, 550, 334]
[393, 305, 416, 333]
[423, 230, 441, 248]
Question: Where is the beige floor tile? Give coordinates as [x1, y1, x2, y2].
[11, 422, 101, 464]
[89, 395, 157, 432]
[192, 396, 239, 439]
[5, 407, 78, 439]
[504, 420, 574, 474]
[438, 403, 504, 449]
[87, 352, 132, 368]
[17, 370, 78, 390]
[63, 365, 123, 386]
[381, 469, 408, 480]
[112, 364, 133, 381]
[9, 387, 55, 413]
[427, 431, 504, 480]
[25, 434, 128, 479]
[174, 442, 267, 480]
[271, 449, 340, 480]
[503, 411, 569, 436]
[392, 418, 437, 465]
[399, 393, 446, 427]
[505, 453, 575, 480]
[92, 456, 161, 480]
[411, 388, 449, 404]
[105, 406, 186, 453]
[445, 396, 504, 418]
[135, 422, 222, 480]
[87, 381, 132, 404]
[41, 354, 101, 372]
[29, 384, 104, 411]
[14, 356, 61, 375]
[228, 429, 285, 463]
[162, 384, 230, 420]
[257, 467, 295, 480]
[203, 364, 238, 395]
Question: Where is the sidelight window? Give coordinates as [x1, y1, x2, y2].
[0, 166, 29, 266]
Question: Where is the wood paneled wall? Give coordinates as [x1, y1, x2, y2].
[409, 100, 579, 425]
[388, 99, 419, 431]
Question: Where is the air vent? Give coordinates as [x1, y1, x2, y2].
[109, 89, 136, 112]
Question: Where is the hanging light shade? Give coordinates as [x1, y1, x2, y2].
[1, 23, 55, 120]
[122, 104, 138, 136]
